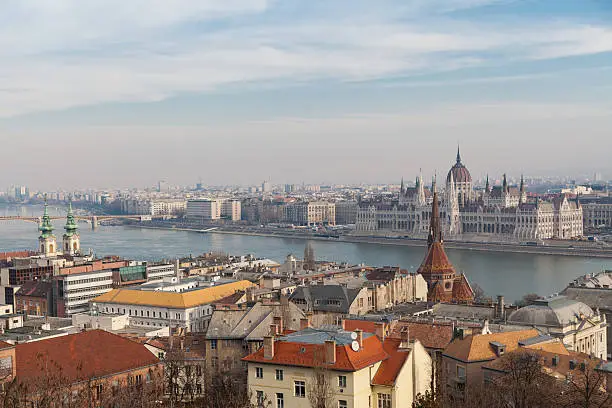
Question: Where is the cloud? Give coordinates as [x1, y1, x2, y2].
[0, 0, 610, 118]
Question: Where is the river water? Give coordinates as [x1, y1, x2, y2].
[0, 206, 610, 303]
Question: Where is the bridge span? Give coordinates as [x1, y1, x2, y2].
[0, 215, 173, 229]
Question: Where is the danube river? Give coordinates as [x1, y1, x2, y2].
[1, 212, 610, 303]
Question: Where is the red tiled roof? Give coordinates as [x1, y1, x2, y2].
[391, 321, 453, 350]
[452, 274, 474, 302]
[372, 338, 409, 386]
[0, 340, 14, 350]
[443, 329, 540, 362]
[242, 335, 388, 372]
[16, 330, 160, 383]
[342, 320, 379, 334]
[417, 242, 456, 277]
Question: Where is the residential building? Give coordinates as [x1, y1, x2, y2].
[285, 201, 336, 226]
[14, 330, 162, 404]
[442, 329, 567, 389]
[243, 326, 432, 408]
[507, 295, 607, 359]
[92, 280, 254, 332]
[205, 301, 305, 371]
[289, 285, 370, 326]
[0, 340, 16, 387]
[146, 262, 178, 280]
[121, 198, 186, 216]
[15, 280, 53, 316]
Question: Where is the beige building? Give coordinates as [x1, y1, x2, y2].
[285, 201, 336, 226]
[582, 197, 612, 228]
[507, 295, 607, 359]
[243, 326, 431, 408]
[186, 199, 222, 222]
[221, 200, 242, 221]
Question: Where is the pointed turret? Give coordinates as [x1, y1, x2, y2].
[417, 169, 426, 206]
[427, 176, 442, 247]
[64, 198, 78, 236]
[39, 195, 54, 239]
[485, 174, 490, 192]
[400, 177, 405, 195]
[456, 144, 462, 164]
[519, 174, 525, 204]
[502, 173, 508, 194]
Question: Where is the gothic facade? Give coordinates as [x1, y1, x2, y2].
[355, 149, 583, 242]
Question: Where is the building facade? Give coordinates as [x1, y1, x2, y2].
[285, 201, 336, 226]
[582, 197, 612, 228]
[356, 150, 583, 242]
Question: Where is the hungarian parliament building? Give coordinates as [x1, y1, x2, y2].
[355, 149, 583, 241]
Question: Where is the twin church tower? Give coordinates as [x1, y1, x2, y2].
[38, 197, 81, 257]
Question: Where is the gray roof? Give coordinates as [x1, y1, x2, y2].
[518, 334, 554, 346]
[507, 295, 594, 327]
[280, 327, 373, 346]
[562, 287, 612, 311]
[432, 303, 496, 320]
[289, 285, 362, 313]
[206, 302, 305, 341]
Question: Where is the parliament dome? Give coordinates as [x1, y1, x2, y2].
[447, 147, 472, 183]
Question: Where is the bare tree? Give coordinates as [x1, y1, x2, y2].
[307, 367, 335, 408]
[558, 358, 611, 408]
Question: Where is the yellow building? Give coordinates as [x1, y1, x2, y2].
[92, 280, 254, 332]
[242, 326, 431, 408]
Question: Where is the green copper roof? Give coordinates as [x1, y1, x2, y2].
[64, 199, 78, 236]
[39, 196, 54, 238]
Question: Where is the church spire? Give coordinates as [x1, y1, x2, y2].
[39, 194, 54, 238]
[485, 174, 490, 192]
[519, 174, 525, 204]
[456, 144, 462, 164]
[428, 177, 442, 247]
[502, 173, 508, 193]
[400, 177, 405, 195]
[64, 197, 78, 236]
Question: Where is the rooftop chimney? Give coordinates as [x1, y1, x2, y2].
[355, 329, 363, 348]
[375, 323, 386, 340]
[270, 324, 278, 336]
[300, 317, 310, 331]
[341, 319, 347, 330]
[497, 295, 505, 320]
[264, 336, 275, 360]
[273, 316, 283, 334]
[325, 340, 336, 364]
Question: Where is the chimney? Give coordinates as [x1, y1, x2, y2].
[325, 340, 336, 364]
[273, 316, 283, 334]
[497, 295, 505, 320]
[355, 329, 363, 348]
[300, 317, 310, 331]
[552, 355, 559, 366]
[401, 329, 409, 344]
[270, 324, 278, 336]
[264, 336, 275, 360]
[341, 319, 346, 330]
[375, 323, 386, 340]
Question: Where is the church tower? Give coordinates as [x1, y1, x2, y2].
[39, 196, 57, 257]
[63, 198, 80, 255]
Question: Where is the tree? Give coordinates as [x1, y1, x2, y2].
[516, 293, 540, 307]
[558, 358, 611, 408]
[307, 367, 335, 408]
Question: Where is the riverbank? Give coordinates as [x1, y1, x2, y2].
[125, 224, 612, 258]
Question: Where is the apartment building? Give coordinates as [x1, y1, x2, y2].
[285, 201, 336, 226]
[146, 262, 178, 280]
[243, 326, 431, 408]
[221, 200, 242, 221]
[186, 199, 221, 222]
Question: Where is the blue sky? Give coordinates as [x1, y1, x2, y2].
[0, 0, 611, 189]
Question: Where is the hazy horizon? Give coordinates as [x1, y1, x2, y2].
[1, 0, 611, 190]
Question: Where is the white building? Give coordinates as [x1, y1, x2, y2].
[221, 200, 242, 221]
[59, 270, 114, 316]
[92, 280, 254, 332]
[146, 262, 178, 280]
[186, 199, 221, 222]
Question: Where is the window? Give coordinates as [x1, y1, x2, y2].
[255, 367, 263, 378]
[276, 369, 284, 381]
[294, 380, 306, 398]
[338, 375, 347, 388]
[135, 374, 142, 385]
[378, 393, 391, 408]
[457, 365, 466, 380]
[211, 339, 217, 350]
[339, 400, 347, 408]
[276, 393, 284, 408]
[256, 391, 264, 407]
[95, 384, 103, 400]
[212, 357, 218, 368]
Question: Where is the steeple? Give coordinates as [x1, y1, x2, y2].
[400, 177, 405, 195]
[502, 173, 508, 193]
[519, 174, 525, 204]
[64, 198, 78, 236]
[485, 174, 490, 192]
[39, 195, 54, 239]
[456, 144, 462, 164]
[427, 176, 442, 247]
[417, 169, 426, 206]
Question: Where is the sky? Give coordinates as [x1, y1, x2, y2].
[0, 0, 611, 190]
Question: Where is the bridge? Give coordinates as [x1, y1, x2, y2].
[0, 214, 174, 229]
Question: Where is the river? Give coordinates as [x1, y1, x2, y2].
[0, 206, 610, 303]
